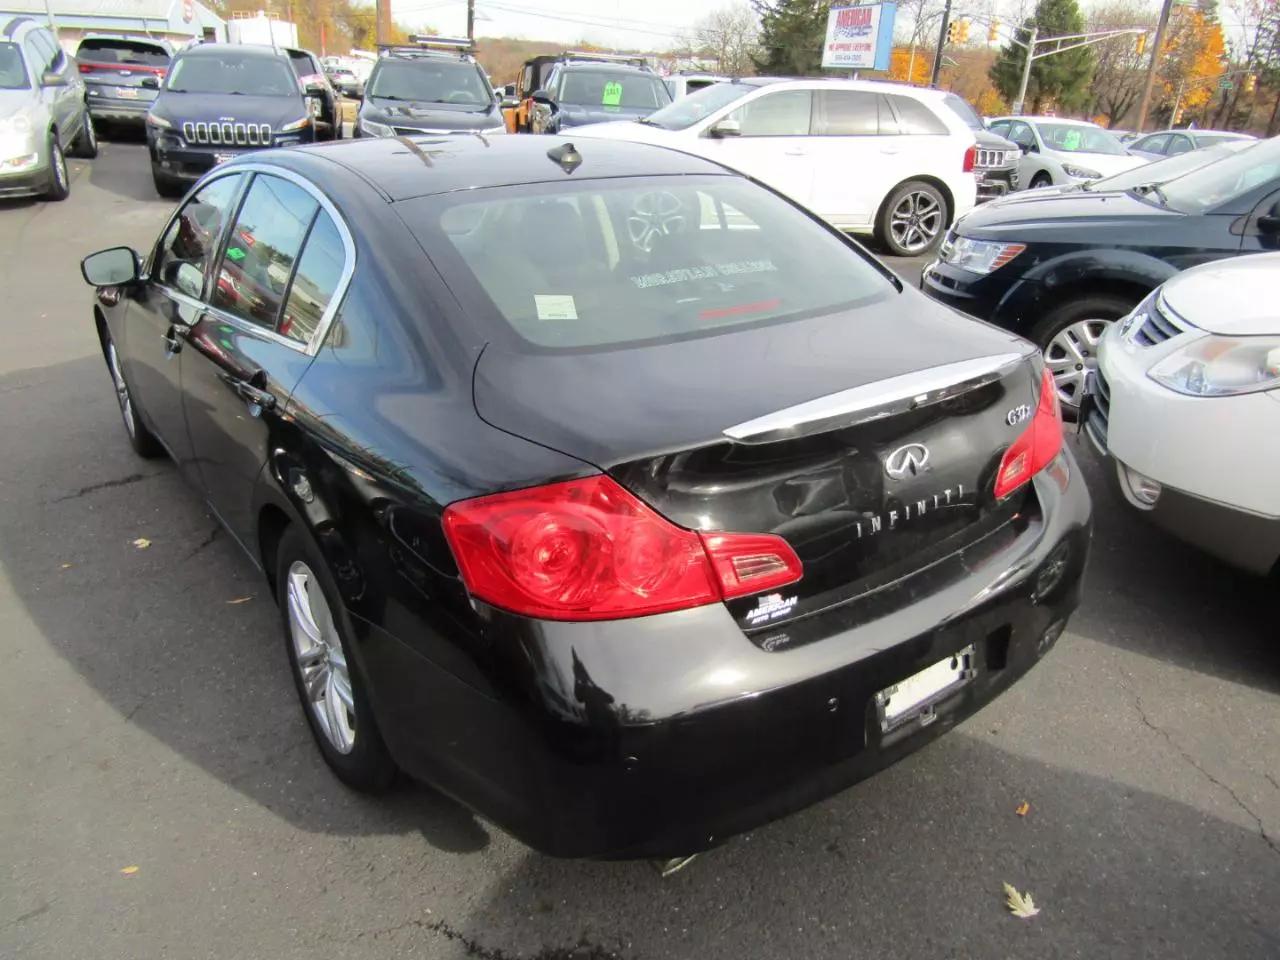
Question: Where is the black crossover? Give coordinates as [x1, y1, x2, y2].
[922, 136, 1280, 412]
[81, 135, 1091, 859]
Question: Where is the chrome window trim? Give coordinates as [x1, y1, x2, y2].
[205, 163, 357, 357]
[145, 169, 251, 296]
[724, 352, 1026, 445]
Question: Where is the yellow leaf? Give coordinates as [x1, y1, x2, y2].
[1015, 801, 1030, 817]
[132, 538, 151, 550]
[226, 596, 254, 605]
[120, 865, 140, 876]
[61, 563, 73, 569]
[1003, 882, 1040, 918]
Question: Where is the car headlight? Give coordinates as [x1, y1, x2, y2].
[940, 236, 1026, 275]
[1148, 335, 1280, 397]
[146, 111, 172, 129]
[360, 118, 394, 138]
[0, 113, 34, 136]
[279, 116, 312, 133]
[1061, 163, 1101, 180]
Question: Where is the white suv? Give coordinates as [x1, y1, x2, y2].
[1086, 253, 1280, 576]
[575, 78, 978, 256]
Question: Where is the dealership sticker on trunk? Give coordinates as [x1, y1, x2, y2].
[745, 592, 797, 626]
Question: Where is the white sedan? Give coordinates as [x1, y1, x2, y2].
[1085, 253, 1280, 575]
[987, 116, 1148, 189]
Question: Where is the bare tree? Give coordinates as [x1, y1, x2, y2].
[695, 3, 761, 76]
[1086, 0, 1154, 125]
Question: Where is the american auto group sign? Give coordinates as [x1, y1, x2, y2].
[822, 3, 897, 71]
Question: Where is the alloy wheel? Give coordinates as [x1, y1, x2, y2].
[52, 147, 67, 191]
[286, 561, 356, 754]
[1044, 318, 1111, 409]
[889, 191, 942, 254]
[106, 342, 135, 438]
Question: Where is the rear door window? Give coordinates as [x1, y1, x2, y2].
[887, 95, 949, 135]
[412, 175, 893, 350]
[280, 211, 346, 345]
[1166, 134, 1193, 156]
[211, 175, 318, 330]
[153, 174, 245, 300]
[728, 90, 812, 136]
[1134, 134, 1169, 155]
[812, 90, 880, 135]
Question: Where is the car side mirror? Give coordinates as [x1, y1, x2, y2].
[81, 247, 141, 287]
[140, 75, 160, 89]
[531, 89, 557, 109]
[709, 118, 741, 138]
[40, 69, 68, 87]
[1259, 202, 1280, 234]
[305, 83, 326, 96]
[503, 83, 516, 97]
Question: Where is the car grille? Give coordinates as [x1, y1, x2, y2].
[1085, 367, 1111, 450]
[182, 121, 273, 146]
[975, 148, 1011, 168]
[1131, 297, 1186, 347]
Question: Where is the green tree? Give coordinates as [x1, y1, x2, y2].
[989, 0, 1096, 113]
[751, 0, 830, 76]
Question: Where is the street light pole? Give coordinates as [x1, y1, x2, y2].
[930, 0, 952, 87]
[1134, 0, 1176, 132]
[466, 0, 475, 44]
[1012, 23, 1038, 114]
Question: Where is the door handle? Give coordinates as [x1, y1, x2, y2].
[231, 377, 277, 412]
[783, 148, 807, 156]
[162, 324, 186, 355]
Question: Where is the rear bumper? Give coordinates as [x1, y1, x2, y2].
[86, 92, 153, 124]
[357, 453, 1092, 859]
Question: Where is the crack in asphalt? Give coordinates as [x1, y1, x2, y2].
[182, 525, 221, 561]
[354, 916, 629, 959]
[2, 900, 52, 929]
[49, 472, 162, 503]
[1121, 675, 1279, 859]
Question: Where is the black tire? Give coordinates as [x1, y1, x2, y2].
[1028, 293, 1138, 415]
[275, 526, 398, 793]
[102, 330, 164, 458]
[69, 114, 98, 158]
[876, 180, 949, 257]
[44, 134, 69, 201]
[151, 163, 184, 199]
[1029, 172, 1053, 190]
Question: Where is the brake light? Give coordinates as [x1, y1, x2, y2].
[78, 61, 166, 75]
[442, 475, 803, 621]
[963, 144, 977, 173]
[78, 62, 93, 73]
[993, 368, 1064, 499]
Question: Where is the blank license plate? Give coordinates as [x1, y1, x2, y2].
[879, 645, 974, 726]
[116, 86, 138, 99]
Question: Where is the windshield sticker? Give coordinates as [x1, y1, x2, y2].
[601, 80, 623, 106]
[225, 247, 246, 262]
[534, 294, 578, 320]
[629, 259, 778, 289]
[1062, 129, 1082, 150]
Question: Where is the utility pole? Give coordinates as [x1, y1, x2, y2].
[930, 0, 952, 87]
[466, 0, 475, 43]
[1013, 23, 1038, 114]
[376, 0, 392, 46]
[1133, 0, 1175, 133]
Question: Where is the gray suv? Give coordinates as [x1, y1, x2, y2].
[0, 15, 98, 201]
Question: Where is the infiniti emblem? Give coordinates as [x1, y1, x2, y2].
[884, 442, 930, 480]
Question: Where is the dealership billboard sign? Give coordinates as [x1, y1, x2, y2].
[822, 3, 896, 71]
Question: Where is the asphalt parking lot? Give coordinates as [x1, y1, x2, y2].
[2, 137, 1278, 960]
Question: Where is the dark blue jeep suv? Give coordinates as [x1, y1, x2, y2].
[146, 44, 320, 197]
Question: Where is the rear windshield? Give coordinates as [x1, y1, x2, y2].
[368, 59, 489, 105]
[411, 175, 893, 350]
[0, 41, 27, 89]
[558, 70, 670, 109]
[166, 53, 298, 95]
[77, 38, 170, 66]
[941, 93, 983, 131]
[1034, 122, 1127, 155]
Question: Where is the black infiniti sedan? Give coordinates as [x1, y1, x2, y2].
[921, 136, 1280, 413]
[80, 135, 1090, 860]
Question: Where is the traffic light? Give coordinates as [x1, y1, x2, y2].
[988, 18, 999, 43]
[946, 21, 958, 44]
[955, 19, 970, 43]
[1135, 33, 1147, 56]
[1244, 72, 1257, 93]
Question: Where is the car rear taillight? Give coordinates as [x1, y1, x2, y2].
[994, 368, 1064, 499]
[78, 62, 93, 73]
[78, 60, 166, 75]
[963, 144, 977, 172]
[442, 475, 802, 621]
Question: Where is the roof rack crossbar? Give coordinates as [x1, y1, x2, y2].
[561, 50, 649, 66]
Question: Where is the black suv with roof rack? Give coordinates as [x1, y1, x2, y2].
[146, 43, 322, 197]
[75, 34, 172, 131]
[529, 54, 671, 134]
[354, 36, 504, 138]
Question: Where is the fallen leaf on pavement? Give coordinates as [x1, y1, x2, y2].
[1015, 801, 1030, 817]
[120, 865, 139, 876]
[226, 596, 254, 605]
[132, 538, 151, 550]
[1003, 882, 1040, 919]
[61, 563, 73, 569]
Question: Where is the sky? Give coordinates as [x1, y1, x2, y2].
[393, 0, 736, 50]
